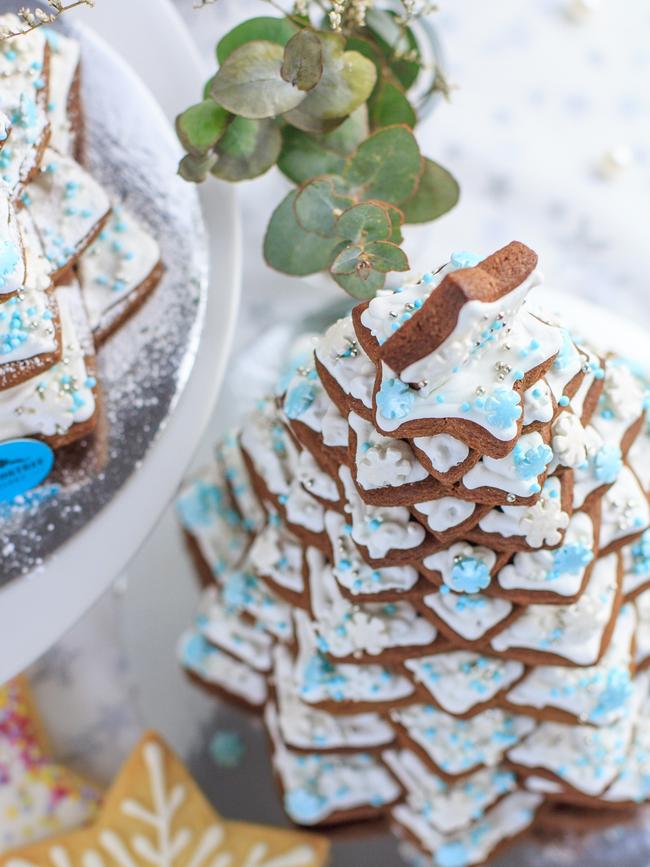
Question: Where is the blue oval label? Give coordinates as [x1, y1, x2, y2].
[0, 439, 55, 503]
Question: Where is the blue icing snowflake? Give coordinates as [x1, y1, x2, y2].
[590, 667, 633, 722]
[483, 388, 522, 430]
[449, 556, 491, 593]
[209, 730, 245, 768]
[553, 329, 574, 371]
[513, 443, 553, 479]
[377, 377, 415, 420]
[548, 543, 593, 579]
[284, 381, 316, 419]
[632, 530, 650, 575]
[275, 349, 313, 395]
[450, 250, 481, 269]
[436, 840, 469, 867]
[593, 444, 622, 483]
[176, 481, 222, 529]
[285, 788, 325, 824]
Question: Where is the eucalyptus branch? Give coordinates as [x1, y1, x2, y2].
[0, 0, 94, 38]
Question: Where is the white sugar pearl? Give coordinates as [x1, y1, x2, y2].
[597, 146, 634, 179]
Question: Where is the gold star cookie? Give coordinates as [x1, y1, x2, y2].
[0, 675, 101, 853]
[0, 731, 330, 867]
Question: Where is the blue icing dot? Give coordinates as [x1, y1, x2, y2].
[285, 788, 324, 824]
[176, 481, 222, 528]
[450, 250, 481, 269]
[632, 530, 650, 575]
[377, 377, 415, 420]
[449, 556, 491, 594]
[483, 388, 522, 429]
[513, 443, 553, 479]
[284, 381, 316, 419]
[593, 444, 622, 483]
[209, 730, 245, 768]
[223, 571, 255, 609]
[436, 840, 469, 867]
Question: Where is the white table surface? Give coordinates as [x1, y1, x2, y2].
[28, 0, 650, 812]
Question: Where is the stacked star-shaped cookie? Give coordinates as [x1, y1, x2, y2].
[0, 17, 163, 452]
[177, 241, 650, 866]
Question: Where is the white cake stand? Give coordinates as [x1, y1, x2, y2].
[0, 0, 241, 683]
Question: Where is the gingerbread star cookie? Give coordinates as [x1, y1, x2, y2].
[0, 675, 101, 853]
[0, 731, 330, 867]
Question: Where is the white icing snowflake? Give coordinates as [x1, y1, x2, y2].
[520, 495, 570, 547]
[552, 412, 588, 468]
[345, 611, 389, 656]
[359, 443, 413, 487]
[605, 364, 644, 419]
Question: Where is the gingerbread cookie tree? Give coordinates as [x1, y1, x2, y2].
[178, 242, 650, 867]
[0, 18, 163, 454]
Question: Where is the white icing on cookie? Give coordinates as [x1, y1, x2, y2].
[462, 431, 553, 499]
[523, 379, 554, 425]
[392, 790, 542, 867]
[622, 531, 650, 598]
[603, 673, 650, 805]
[176, 463, 250, 575]
[383, 748, 518, 835]
[266, 702, 400, 824]
[324, 510, 420, 596]
[0, 282, 95, 439]
[496, 510, 595, 597]
[413, 496, 475, 534]
[551, 410, 589, 469]
[404, 651, 524, 715]
[492, 552, 619, 664]
[0, 194, 25, 297]
[505, 602, 636, 725]
[178, 629, 268, 707]
[315, 315, 375, 408]
[339, 465, 425, 559]
[634, 588, 650, 667]
[350, 411, 428, 490]
[424, 590, 514, 641]
[248, 521, 304, 595]
[478, 476, 569, 548]
[26, 149, 111, 273]
[273, 645, 394, 751]
[422, 542, 497, 594]
[321, 398, 348, 446]
[294, 612, 414, 705]
[77, 204, 160, 333]
[43, 29, 80, 155]
[221, 564, 294, 642]
[390, 705, 534, 779]
[309, 550, 436, 657]
[599, 466, 649, 552]
[412, 432, 469, 474]
[194, 586, 274, 672]
[508, 678, 644, 797]
[218, 429, 266, 533]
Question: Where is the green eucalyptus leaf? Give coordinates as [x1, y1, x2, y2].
[281, 30, 323, 92]
[283, 32, 377, 128]
[332, 266, 386, 299]
[211, 117, 281, 181]
[365, 9, 420, 90]
[277, 125, 346, 184]
[365, 239, 409, 272]
[345, 125, 421, 204]
[336, 202, 391, 243]
[402, 157, 460, 223]
[344, 35, 385, 81]
[203, 74, 217, 100]
[175, 100, 230, 156]
[178, 152, 218, 183]
[211, 41, 305, 119]
[369, 80, 416, 129]
[277, 108, 368, 184]
[294, 177, 355, 237]
[264, 190, 340, 275]
[330, 242, 364, 275]
[217, 16, 297, 64]
[384, 203, 405, 243]
[320, 105, 369, 154]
